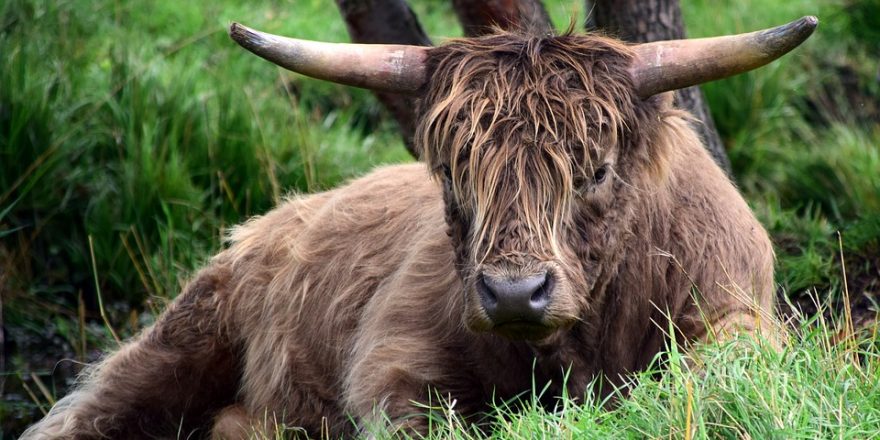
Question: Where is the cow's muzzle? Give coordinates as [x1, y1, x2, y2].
[476, 270, 554, 339]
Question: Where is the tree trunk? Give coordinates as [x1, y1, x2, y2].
[451, 0, 553, 37]
[588, 0, 733, 175]
[335, 0, 432, 158]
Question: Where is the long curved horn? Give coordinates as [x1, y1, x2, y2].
[631, 16, 818, 98]
[229, 23, 429, 94]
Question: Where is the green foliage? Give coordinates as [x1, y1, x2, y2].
[0, 0, 409, 319]
[410, 325, 880, 440]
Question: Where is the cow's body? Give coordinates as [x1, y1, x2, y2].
[28, 118, 769, 438]
[220, 121, 770, 435]
[20, 21, 808, 439]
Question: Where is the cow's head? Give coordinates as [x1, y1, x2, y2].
[415, 33, 660, 341]
[230, 17, 816, 341]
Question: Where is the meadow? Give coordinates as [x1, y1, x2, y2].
[1, 0, 878, 437]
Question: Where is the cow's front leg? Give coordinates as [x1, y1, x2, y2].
[211, 404, 274, 440]
[343, 333, 474, 437]
[703, 306, 781, 349]
[678, 294, 780, 354]
[345, 339, 438, 436]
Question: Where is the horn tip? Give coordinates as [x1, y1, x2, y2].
[795, 15, 819, 35]
[802, 15, 819, 28]
[228, 22, 244, 40]
[780, 15, 819, 35]
[228, 22, 266, 49]
[757, 15, 819, 51]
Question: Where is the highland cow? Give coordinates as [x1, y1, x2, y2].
[23, 16, 817, 440]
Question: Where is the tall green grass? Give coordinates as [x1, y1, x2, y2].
[1, 0, 878, 437]
[0, 0, 409, 319]
[409, 324, 880, 440]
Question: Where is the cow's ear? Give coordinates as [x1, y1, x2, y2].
[649, 91, 675, 110]
[626, 92, 676, 183]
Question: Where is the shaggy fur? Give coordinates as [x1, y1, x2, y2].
[22, 30, 775, 439]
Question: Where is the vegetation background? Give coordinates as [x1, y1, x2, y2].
[1, 0, 878, 437]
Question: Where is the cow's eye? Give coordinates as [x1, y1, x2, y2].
[593, 165, 608, 184]
[441, 165, 452, 181]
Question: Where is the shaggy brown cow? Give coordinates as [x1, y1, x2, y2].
[23, 16, 816, 439]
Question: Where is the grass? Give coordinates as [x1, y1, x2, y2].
[414, 325, 880, 439]
[250, 316, 880, 439]
[1, 0, 878, 437]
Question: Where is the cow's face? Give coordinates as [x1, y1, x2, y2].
[417, 33, 666, 341]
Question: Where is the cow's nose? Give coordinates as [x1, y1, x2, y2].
[477, 271, 552, 325]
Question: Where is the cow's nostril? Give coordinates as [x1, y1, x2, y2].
[478, 271, 552, 326]
[530, 286, 545, 302]
[530, 272, 553, 304]
[477, 274, 497, 304]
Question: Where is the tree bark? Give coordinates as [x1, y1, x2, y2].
[451, 0, 553, 37]
[335, 0, 432, 157]
[588, 0, 733, 175]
